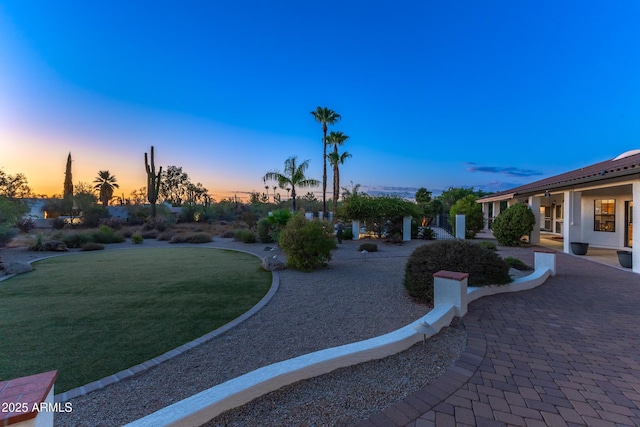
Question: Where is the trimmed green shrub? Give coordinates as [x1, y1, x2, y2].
[169, 232, 212, 244]
[93, 225, 126, 244]
[449, 194, 484, 238]
[131, 234, 144, 244]
[504, 256, 532, 270]
[279, 215, 337, 272]
[234, 229, 257, 243]
[81, 242, 105, 251]
[257, 218, 274, 243]
[358, 243, 378, 252]
[404, 240, 512, 304]
[478, 241, 497, 251]
[491, 203, 536, 246]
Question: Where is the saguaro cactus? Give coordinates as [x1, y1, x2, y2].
[144, 146, 162, 218]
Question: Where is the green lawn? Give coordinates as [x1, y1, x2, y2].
[0, 247, 271, 392]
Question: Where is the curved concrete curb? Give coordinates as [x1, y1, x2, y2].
[6, 246, 281, 403]
[125, 261, 554, 427]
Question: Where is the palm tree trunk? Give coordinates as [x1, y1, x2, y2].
[322, 124, 327, 215]
[291, 186, 297, 211]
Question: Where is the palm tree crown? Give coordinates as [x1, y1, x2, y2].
[93, 170, 119, 207]
[264, 156, 319, 211]
[311, 106, 341, 215]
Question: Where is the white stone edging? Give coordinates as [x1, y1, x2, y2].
[126, 252, 556, 427]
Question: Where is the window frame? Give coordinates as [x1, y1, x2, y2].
[594, 199, 616, 232]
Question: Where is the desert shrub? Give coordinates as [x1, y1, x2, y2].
[491, 203, 536, 246]
[404, 240, 512, 304]
[82, 205, 109, 228]
[61, 232, 93, 248]
[81, 242, 105, 251]
[267, 209, 292, 242]
[478, 241, 497, 251]
[179, 203, 204, 223]
[156, 230, 176, 241]
[28, 233, 46, 251]
[279, 215, 337, 272]
[504, 256, 531, 270]
[17, 218, 36, 233]
[169, 232, 212, 244]
[234, 229, 257, 243]
[51, 217, 67, 230]
[449, 194, 484, 239]
[0, 226, 16, 247]
[98, 217, 122, 230]
[417, 227, 435, 240]
[142, 216, 169, 232]
[358, 243, 378, 252]
[131, 234, 144, 244]
[342, 227, 353, 241]
[92, 225, 125, 244]
[257, 218, 274, 243]
[221, 230, 236, 238]
[140, 229, 158, 239]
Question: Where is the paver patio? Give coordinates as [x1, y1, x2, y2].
[359, 249, 640, 426]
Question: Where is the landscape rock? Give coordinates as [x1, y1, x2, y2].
[45, 240, 68, 251]
[3, 261, 33, 275]
[262, 255, 285, 271]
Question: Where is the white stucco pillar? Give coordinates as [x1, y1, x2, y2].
[492, 201, 501, 224]
[402, 216, 412, 241]
[482, 202, 490, 231]
[632, 182, 640, 273]
[352, 220, 360, 241]
[563, 190, 582, 254]
[528, 196, 541, 244]
[455, 214, 466, 239]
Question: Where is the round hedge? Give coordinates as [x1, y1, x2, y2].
[491, 203, 536, 246]
[404, 240, 512, 304]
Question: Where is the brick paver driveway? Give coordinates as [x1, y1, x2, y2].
[361, 251, 640, 426]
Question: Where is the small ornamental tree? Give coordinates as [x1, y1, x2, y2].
[449, 194, 484, 238]
[491, 203, 536, 246]
[279, 213, 337, 272]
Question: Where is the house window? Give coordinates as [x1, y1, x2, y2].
[594, 199, 615, 232]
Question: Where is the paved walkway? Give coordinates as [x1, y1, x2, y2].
[359, 250, 640, 426]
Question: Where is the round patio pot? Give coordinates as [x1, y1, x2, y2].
[617, 250, 632, 268]
[570, 242, 589, 255]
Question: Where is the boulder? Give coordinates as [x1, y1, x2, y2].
[3, 261, 33, 275]
[262, 255, 285, 271]
[45, 240, 68, 251]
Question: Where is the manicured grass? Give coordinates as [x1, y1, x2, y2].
[0, 248, 271, 392]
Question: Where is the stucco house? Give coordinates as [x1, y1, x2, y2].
[478, 150, 640, 273]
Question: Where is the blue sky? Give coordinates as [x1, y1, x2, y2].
[1, 1, 639, 201]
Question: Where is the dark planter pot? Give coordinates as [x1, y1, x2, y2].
[617, 250, 632, 268]
[570, 242, 589, 255]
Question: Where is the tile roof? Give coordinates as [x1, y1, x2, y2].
[478, 150, 640, 201]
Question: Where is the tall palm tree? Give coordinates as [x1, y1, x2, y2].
[328, 150, 351, 218]
[264, 156, 319, 211]
[93, 170, 119, 207]
[311, 106, 341, 215]
[326, 130, 351, 217]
